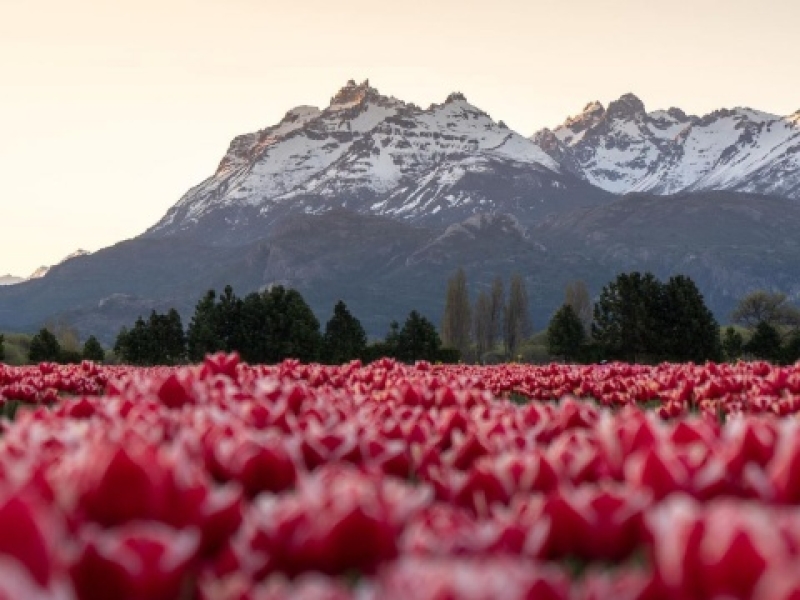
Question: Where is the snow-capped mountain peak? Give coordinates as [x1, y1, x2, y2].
[606, 93, 646, 120]
[534, 94, 800, 199]
[150, 80, 573, 237]
[0, 274, 25, 286]
[26, 249, 91, 281]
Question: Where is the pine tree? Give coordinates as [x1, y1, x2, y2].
[660, 275, 721, 362]
[322, 300, 367, 364]
[29, 328, 61, 363]
[783, 331, 800, 364]
[260, 286, 321, 363]
[82, 335, 105, 362]
[396, 310, 442, 363]
[744, 321, 783, 362]
[187, 290, 221, 362]
[592, 272, 663, 363]
[547, 304, 586, 362]
[504, 274, 531, 358]
[149, 309, 186, 365]
[441, 268, 472, 359]
[722, 327, 744, 362]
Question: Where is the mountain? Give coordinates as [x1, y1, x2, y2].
[0, 275, 24, 286]
[533, 95, 800, 199]
[148, 79, 610, 243]
[0, 250, 90, 287]
[0, 81, 799, 344]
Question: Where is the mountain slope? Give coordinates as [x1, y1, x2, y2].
[0, 275, 24, 286]
[534, 95, 800, 199]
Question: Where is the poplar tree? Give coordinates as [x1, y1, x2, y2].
[504, 274, 531, 358]
[473, 290, 492, 360]
[441, 268, 472, 359]
[489, 277, 505, 351]
[565, 280, 592, 333]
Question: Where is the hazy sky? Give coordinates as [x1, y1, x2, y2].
[1, 0, 797, 276]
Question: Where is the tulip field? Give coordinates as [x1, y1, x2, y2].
[4, 356, 800, 599]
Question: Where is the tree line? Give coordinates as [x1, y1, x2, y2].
[441, 268, 800, 365]
[548, 274, 800, 364]
[112, 285, 457, 366]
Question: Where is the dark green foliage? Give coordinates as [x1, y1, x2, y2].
[238, 286, 322, 364]
[783, 331, 800, 364]
[745, 321, 783, 362]
[322, 300, 367, 364]
[660, 275, 722, 362]
[547, 304, 586, 362]
[0, 334, 4, 362]
[592, 272, 720, 363]
[29, 328, 61, 363]
[113, 310, 186, 366]
[59, 349, 83, 364]
[436, 346, 461, 363]
[722, 327, 744, 362]
[395, 310, 442, 363]
[186, 285, 321, 364]
[592, 272, 663, 362]
[82, 335, 105, 362]
[187, 290, 223, 361]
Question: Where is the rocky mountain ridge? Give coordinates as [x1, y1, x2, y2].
[533, 95, 800, 199]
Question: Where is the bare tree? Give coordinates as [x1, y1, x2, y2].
[565, 280, 592, 333]
[441, 268, 472, 359]
[504, 274, 532, 358]
[731, 291, 800, 330]
[489, 277, 505, 351]
[473, 290, 492, 361]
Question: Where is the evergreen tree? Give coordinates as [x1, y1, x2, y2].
[547, 304, 586, 362]
[187, 290, 221, 362]
[29, 328, 61, 363]
[504, 274, 531, 358]
[217, 285, 243, 353]
[441, 268, 472, 359]
[660, 275, 721, 362]
[396, 310, 442, 363]
[82, 335, 105, 362]
[783, 331, 800, 364]
[148, 309, 186, 365]
[722, 327, 744, 362]
[322, 300, 367, 364]
[261, 286, 321, 363]
[744, 321, 783, 362]
[114, 317, 151, 365]
[0, 334, 4, 363]
[592, 272, 663, 362]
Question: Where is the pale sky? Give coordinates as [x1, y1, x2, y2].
[1, 0, 797, 277]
